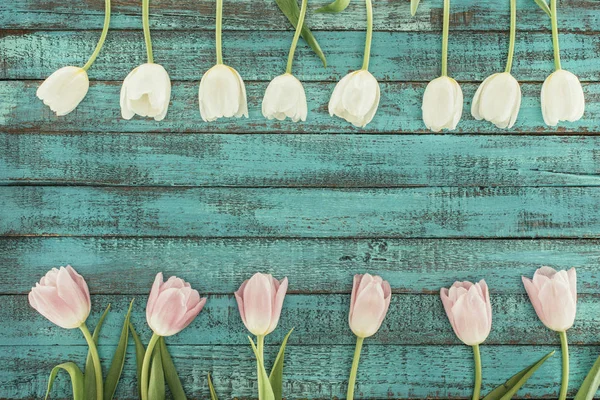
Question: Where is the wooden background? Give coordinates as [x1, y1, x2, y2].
[1, 0, 600, 398]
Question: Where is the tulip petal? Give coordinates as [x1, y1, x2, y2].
[146, 272, 164, 319]
[350, 281, 386, 338]
[267, 277, 288, 334]
[537, 278, 576, 331]
[37, 66, 89, 116]
[148, 288, 188, 336]
[242, 273, 274, 335]
[56, 267, 90, 318]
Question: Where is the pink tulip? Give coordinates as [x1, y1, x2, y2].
[235, 273, 288, 336]
[522, 267, 577, 332]
[440, 280, 492, 346]
[146, 273, 207, 336]
[348, 274, 391, 338]
[28, 265, 91, 329]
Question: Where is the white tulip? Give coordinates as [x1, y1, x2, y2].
[329, 70, 380, 128]
[199, 64, 248, 122]
[120, 63, 171, 121]
[36, 66, 89, 116]
[422, 76, 463, 132]
[262, 73, 307, 122]
[541, 69, 585, 127]
[472, 72, 521, 129]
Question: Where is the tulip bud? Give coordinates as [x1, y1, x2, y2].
[328, 70, 380, 128]
[146, 273, 206, 337]
[199, 64, 248, 122]
[120, 63, 171, 121]
[348, 274, 391, 338]
[37, 66, 89, 116]
[28, 265, 91, 329]
[440, 280, 492, 346]
[422, 76, 463, 132]
[522, 267, 577, 332]
[472, 72, 522, 129]
[235, 273, 288, 336]
[262, 73, 308, 122]
[541, 70, 585, 127]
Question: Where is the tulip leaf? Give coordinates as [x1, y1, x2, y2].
[159, 337, 187, 400]
[574, 353, 600, 400]
[84, 304, 110, 400]
[148, 343, 166, 400]
[410, 0, 420, 16]
[208, 373, 219, 400]
[274, 0, 327, 67]
[315, 0, 350, 13]
[533, 0, 552, 18]
[45, 362, 85, 400]
[482, 350, 555, 400]
[129, 322, 146, 399]
[103, 300, 134, 400]
[269, 328, 294, 400]
[248, 337, 276, 400]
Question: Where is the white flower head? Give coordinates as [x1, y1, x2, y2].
[422, 76, 463, 132]
[199, 64, 248, 122]
[262, 73, 307, 122]
[329, 70, 380, 128]
[541, 69, 585, 127]
[120, 63, 171, 121]
[472, 72, 522, 129]
[37, 66, 89, 116]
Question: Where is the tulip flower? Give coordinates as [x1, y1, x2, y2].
[346, 274, 391, 400]
[120, 63, 171, 121]
[141, 273, 206, 400]
[28, 266, 103, 400]
[523, 267, 577, 400]
[36, 0, 111, 115]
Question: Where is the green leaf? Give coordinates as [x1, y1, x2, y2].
[410, 0, 420, 16]
[315, 0, 350, 13]
[148, 343, 166, 400]
[129, 322, 146, 399]
[482, 350, 555, 400]
[84, 304, 111, 400]
[274, 0, 327, 67]
[159, 337, 187, 400]
[574, 353, 600, 400]
[208, 373, 219, 400]
[533, 0, 552, 17]
[248, 337, 276, 400]
[103, 300, 134, 400]
[269, 328, 294, 400]
[45, 362, 85, 400]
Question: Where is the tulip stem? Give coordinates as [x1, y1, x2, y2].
[361, 0, 373, 70]
[285, 0, 308, 74]
[559, 331, 569, 400]
[256, 335, 265, 399]
[550, 0, 561, 70]
[140, 333, 161, 400]
[504, 0, 516, 73]
[82, 0, 111, 71]
[215, 0, 223, 64]
[142, 0, 154, 63]
[346, 336, 364, 400]
[441, 0, 450, 76]
[80, 323, 103, 400]
[472, 344, 482, 400]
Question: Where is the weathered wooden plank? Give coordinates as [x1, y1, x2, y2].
[3, 134, 600, 187]
[2, 238, 600, 295]
[1, 0, 598, 32]
[1, 81, 599, 134]
[2, 186, 600, 238]
[0, 344, 596, 399]
[1, 31, 598, 82]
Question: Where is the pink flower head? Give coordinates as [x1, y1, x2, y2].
[28, 266, 91, 329]
[440, 280, 492, 346]
[348, 274, 392, 338]
[146, 273, 207, 336]
[235, 273, 288, 336]
[522, 267, 577, 332]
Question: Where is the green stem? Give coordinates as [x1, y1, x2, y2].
[361, 0, 373, 70]
[140, 333, 160, 400]
[504, 0, 516, 73]
[256, 335, 265, 399]
[285, 0, 308, 74]
[550, 0, 561, 70]
[441, 0, 450, 76]
[82, 0, 111, 71]
[346, 336, 364, 400]
[215, 0, 223, 64]
[80, 323, 103, 400]
[142, 0, 153, 63]
[559, 331, 569, 400]
[472, 344, 482, 400]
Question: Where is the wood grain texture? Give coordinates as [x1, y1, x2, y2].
[1, 81, 599, 134]
[1, 31, 597, 82]
[3, 134, 600, 187]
